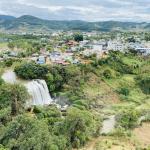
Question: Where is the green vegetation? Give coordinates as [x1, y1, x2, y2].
[116, 108, 139, 129]
[73, 33, 83, 42]
[64, 107, 101, 148]
[0, 105, 100, 150]
[1, 15, 150, 32]
[0, 114, 58, 150]
[136, 75, 150, 94]
[0, 83, 29, 116]
[117, 87, 130, 96]
[14, 62, 48, 79]
[0, 44, 150, 149]
[103, 69, 113, 79]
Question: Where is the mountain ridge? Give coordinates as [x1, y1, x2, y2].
[0, 15, 150, 32]
[0, 15, 16, 20]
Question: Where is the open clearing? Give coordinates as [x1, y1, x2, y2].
[133, 122, 150, 148]
[79, 137, 136, 150]
[79, 122, 150, 150]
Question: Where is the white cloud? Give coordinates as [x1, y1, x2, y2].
[0, 0, 149, 22]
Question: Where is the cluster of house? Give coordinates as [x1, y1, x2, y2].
[44, 39, 150, 65]
[30, 47, 80, 65]
[0, 32, 150, 65]
[81, 40, 150, 56]
[0, 50, 18, 61]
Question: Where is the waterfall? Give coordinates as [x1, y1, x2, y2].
[25, 80, 53, 106]
[1, 70, 53, 106]
[1, 70, 17, 84]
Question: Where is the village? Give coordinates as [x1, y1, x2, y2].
[0, 31, 150, 65]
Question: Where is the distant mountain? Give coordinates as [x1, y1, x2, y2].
[0, 15, 150, 32]
[0, 15, 16, 20]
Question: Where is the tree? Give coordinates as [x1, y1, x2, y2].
[46, 73, 55, 92]
[127, 36, 136, 43]
[137, 75, 150, 94]
[145, 33, 150, 41]
[128, 48, 138, 55]
[73, 33, 83, 42]
[0, 115, 54, 150]
[0, 84, 29, 116]
[64, 65, 81, 82]
[15, 62, 48, 79]
[0, 107, 11, 126]
[62, 107, 101, 148]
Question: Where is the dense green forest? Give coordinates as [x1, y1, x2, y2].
[0, 50, 150, 149]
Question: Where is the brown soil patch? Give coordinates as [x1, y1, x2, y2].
[134, 122, 150, 148]
[78, 137, 135, 150]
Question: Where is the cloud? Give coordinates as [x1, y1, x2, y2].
[0, 0, 149, 22]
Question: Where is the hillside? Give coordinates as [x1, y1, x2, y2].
[0, 15, 150, 32]
[0, 15, 16, 21]
[0, 49, 150, 149]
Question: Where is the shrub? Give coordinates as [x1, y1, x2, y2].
[137, 76, 150, 94]
[116, 108, 139, 129]
[4, 58, 13, 67]
[117, 87, 130, 96]
[98, 58, 108, 66]
[73, 100, 89, 109]
[103, 69, 113, 79]
[111, 127, 131, 137]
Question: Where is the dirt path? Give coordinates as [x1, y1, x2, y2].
[79, 136, 136, 150]
[79, 123, 150, 150]
[79, 137, 100, 150]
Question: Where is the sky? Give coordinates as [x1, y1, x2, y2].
[0, 0, 150, 22]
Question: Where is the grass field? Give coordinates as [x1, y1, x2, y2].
[104, 74, 148, 104]
[0, 42, 8, 48]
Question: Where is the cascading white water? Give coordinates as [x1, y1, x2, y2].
[1, 70, 53, 106]
[25, 80, 53, 106]
[1, 70, 17, 84]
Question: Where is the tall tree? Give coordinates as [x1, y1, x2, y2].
[0, 84, 29, 116]
[73, 33, 83, 42]
[0, 115, 54, 150]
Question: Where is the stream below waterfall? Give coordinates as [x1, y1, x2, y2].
[100, 115, 116, 134]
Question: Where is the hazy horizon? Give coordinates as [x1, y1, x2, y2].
[0, 14, 150, 23]
[0, 0, 149, 22]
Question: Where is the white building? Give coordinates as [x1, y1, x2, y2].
[127, 42, 144, 49]
[135, 48, 150, 55]
[82, 45, 103, 58]
[107, 41, 126, 52]
[92, 44, 103, 51]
